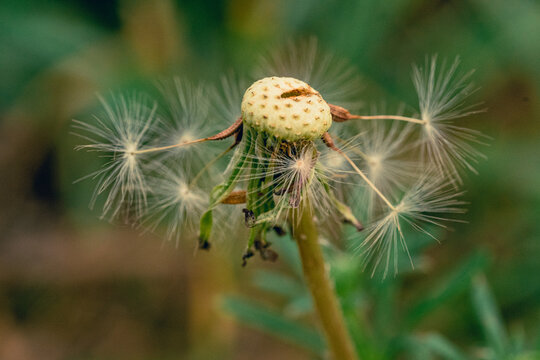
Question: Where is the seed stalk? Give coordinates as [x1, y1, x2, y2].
[293, 205, 359, 360]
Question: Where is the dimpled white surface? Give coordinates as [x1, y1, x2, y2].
[241, 77, 332, 141]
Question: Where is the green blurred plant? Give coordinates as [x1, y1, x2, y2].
[222, 235, 540, 360]
[2, 1, 539, 359]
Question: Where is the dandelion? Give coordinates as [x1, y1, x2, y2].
[76, 43, 486, 360]
[75, 54, 484, 272]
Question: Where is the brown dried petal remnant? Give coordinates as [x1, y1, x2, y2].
[280, 87, 317, 98]
[328, 103, 354, 122]
[221, 190, 247, 204]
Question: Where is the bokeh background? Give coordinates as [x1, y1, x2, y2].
[1, 0, 539, 359]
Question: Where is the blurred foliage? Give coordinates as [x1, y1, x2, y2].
[0, 0, 539, 359]
[223, 233, 540, 359]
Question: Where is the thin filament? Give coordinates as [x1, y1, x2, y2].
[336, 150, 396, 211]
[133, 138, 208, 155]
[188, 144, 236, 189]
[134, 117, 243, 155]
[350, 114, 426, 125]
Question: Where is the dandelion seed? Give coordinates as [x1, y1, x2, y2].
[152, 78, 220, 177]
[144, 166, 207, 245]
[241, 140, 332, 225]
[413, 56, 487, 185]
[327, 57, 487, 187]
[357, 170, 466, 277]
[73, 94, 157, 219]
[349, 117, 418, 217]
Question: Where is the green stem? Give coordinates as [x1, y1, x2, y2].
[292, 206, 359, 360]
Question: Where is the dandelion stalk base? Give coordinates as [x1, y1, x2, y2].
[293, 207, 358, 360]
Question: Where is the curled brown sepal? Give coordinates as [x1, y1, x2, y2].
[322, 132, 339, 151]
[343, 218, 364, 232]
[328, 103, 355, 123]
[207, 117, 243, 141]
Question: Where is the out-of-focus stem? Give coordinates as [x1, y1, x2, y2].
[292, 206, 359, 360]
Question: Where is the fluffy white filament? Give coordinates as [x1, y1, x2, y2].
[412, 56, 487, 185]
[74, 94, 157, 219]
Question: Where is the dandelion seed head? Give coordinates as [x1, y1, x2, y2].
[75, 43, 484, 274]
[241, 76, 331, 141]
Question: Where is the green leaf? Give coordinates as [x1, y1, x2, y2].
[415, 333, 469, 360]
[198, 210, 213, 246]
[285, 295, 313, 317]
[471, 274, 509, 358]
[510, 352, 540, 360]
[220, 296, 324, 353]
[406, 251, 488, 327]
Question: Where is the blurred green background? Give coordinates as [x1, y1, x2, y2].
[1, 0, 539, 359]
